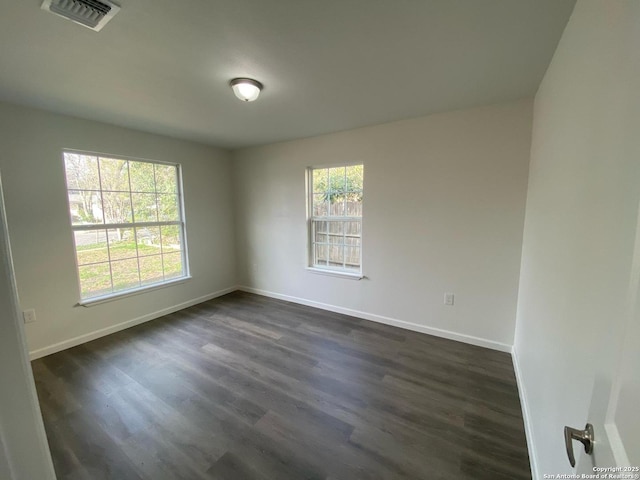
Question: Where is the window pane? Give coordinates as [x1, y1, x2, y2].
[328, 229, 343, 244]
[74, 230, 109, 266]
[313, 194, 328, 217]
[68, 190, 104, 225]
[132, 193, 158, 223]
[329, 196, 345, 216]
[129, 161, 155, 193]
[111, 258, 140, 291]
[346, 164, 363, 192]
[312, 168, 328, 193]
[314, 244, 328, 266]
[314, 220, 327, 233]
[64, 154, 100, 190]
[139, 255, 164, 286]
[328, 244, 344, 266]
[136, 227, 161, 256]
[161, 225, 181, 253]
[346, 198, 362, 217]
[108, 228, 136, 260]
[329, 167, 346, 193]
[163, 252, 183, 279]
[328, 221, 343, 236]
[154, 165, 178, 193]
[345, 247, 361, 269]
[158, 194, 179, 221]
[99, 157, 130, 192]
[315, 231, 327, 244]
[345, 221, 361, 236]
[345, 235, 361, 247]
[78, 263, 112, 299]
[102, 192, 132, 224]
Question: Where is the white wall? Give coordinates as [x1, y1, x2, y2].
[514, 0, 640, 476]
[0, 174, 56, 480]
[0, 101, 237, 357]
[232, 99, 532, 350]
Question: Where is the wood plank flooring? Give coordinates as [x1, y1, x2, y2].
[32, 291, 531, 480]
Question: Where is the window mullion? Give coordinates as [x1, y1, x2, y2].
[176, 165, 188, 278]
[313, 217, 361, 222]
[126, 160, 142, 288]
[96, 156, 114, 294]
[342, 167, 347, 271]
[72, 220, 181, 231]
[311, 218, 316, 266]
[342, 219, 346, 270]
[154, 164, 167, 280]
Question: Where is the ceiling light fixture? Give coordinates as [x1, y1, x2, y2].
[230, 78, 263, 102]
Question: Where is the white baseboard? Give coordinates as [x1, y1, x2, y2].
[30, 283, 513, 358]
[28, 286, 237, 360]
[512, 345, 538, 479]
[237, 285, 512, 353]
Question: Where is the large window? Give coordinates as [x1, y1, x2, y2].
[308, 164, 363, 274]
[63, 151, 188, 302]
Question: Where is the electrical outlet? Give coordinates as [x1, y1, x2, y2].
[444, 293, 454, 306]
[23, 309, 36, 324]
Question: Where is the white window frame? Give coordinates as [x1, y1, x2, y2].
[306, 163, 364, 280]
[63, 149, 191, 305]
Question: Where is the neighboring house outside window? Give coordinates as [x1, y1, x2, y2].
[308, 164, 363, 275]
[63, 151, 189, 302]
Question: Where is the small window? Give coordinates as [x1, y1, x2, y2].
[63, 151, 189, 302]
[308, 164, 363, 273]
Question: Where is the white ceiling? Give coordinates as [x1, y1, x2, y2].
[0, 0, 575, 149]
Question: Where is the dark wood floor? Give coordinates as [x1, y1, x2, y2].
[32, 291, 530, 480]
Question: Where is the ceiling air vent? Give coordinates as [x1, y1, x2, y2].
[41, 0, 120, 32]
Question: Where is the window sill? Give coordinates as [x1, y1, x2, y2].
[306, 267, 364, 280]
[77, 276, 192, 307]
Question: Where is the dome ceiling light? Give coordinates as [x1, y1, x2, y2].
[230, 78, 263, 102]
